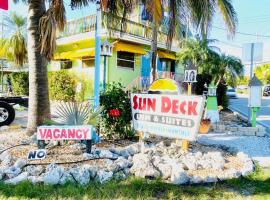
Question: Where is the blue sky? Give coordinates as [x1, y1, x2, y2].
[7, 0, 270, 56]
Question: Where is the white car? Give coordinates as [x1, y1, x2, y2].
[226, 88, 237, 98]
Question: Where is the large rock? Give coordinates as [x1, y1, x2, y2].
[170, 163, 189, 184]
[95, 170, 113, 183]
[99, 149, 118, 160]
[156, 163, 172, 180]
[28, 176, 44, 184]
[82, 164, 98, 179]
[5, 172, 28, 184]
[26, 166, 44, 176]
[130, 153, 160, 178]
[1, 154, 13, 167]
[115, 156, 132, 170]
[68, 165, 91, 185]
[182, 154, 197, 170]
[43, 165, 65, 185]
[14, 158, 27, 169]
[4, 166, 21, 179]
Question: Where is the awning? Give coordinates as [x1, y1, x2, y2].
[114, 42, 146, 55]
[157, 50, 176, 60]
[54, 48, 95, 60]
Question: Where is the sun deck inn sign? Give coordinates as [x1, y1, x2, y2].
[131, 94, 204, 141]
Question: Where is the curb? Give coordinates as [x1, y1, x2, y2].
[228, 106, 270, 136]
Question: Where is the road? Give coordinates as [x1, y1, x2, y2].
[229, 94, 270, 133]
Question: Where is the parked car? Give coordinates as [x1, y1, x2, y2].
[263, 85, 270, 96]
[226, 88, 237, 98]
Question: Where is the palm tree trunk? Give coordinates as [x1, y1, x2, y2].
[151, 23, 158, 82]
[27, 0, 50, 134]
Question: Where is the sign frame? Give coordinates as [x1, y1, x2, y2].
[131, 93, 204, 141]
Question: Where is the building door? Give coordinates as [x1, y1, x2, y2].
[141, 53, 151, 89]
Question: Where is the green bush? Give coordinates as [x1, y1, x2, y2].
[74, 75, 94, 102]
[9, 72, 29, 96]
[100, 82, 134, 139]
[48, 70, 76, 101]
[217, 81, 228, 109]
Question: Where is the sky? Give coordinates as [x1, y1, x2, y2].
[5, 0, 270, 65]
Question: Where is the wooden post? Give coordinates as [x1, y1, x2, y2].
[182, 83, 192, 151]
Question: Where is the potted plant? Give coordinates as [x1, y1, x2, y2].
[199, 118, 211, 134]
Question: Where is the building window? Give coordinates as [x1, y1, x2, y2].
[82, 59, 94, 68]
[117, 51, 135, 70]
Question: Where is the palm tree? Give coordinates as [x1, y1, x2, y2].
[178, 38, 243, 86]
[1, 13, 27, 67]
[142, 0, 238, 81]
[211, 54, 244, 87]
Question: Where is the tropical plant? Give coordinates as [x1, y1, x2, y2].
[178, 38, 243, 87]
[141, 0, 238, 81]
[99, 82, 134, 139]
[254, 64, 270, 85]
[9, 72, 29, 96]
[207, 54, 244, 87]
[1, 12, 27, 67]
[48, 70, 76, 101]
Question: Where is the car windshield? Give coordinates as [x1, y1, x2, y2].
[227, 89, 235, 92]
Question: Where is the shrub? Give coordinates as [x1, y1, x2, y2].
[48, 70, 76, 101]
[217, 81, 228, 109]
[100, 82, 134, 139]
[9, 72, 29, 96]
[74, 75, 94, 102]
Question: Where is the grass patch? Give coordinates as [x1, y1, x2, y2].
[0, 168, 269, 200]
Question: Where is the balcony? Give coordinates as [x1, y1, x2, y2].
[57, 12, 180, 50]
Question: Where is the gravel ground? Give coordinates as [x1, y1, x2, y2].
[198, 134, 270, 167]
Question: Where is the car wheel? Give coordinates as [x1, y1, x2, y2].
[0, 101, 15, 126]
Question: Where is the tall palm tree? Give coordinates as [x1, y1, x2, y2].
[142, 0, 238, 81]
[2, 13, 27, 67]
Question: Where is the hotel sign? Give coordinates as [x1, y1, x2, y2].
[131, 94, 204, 141]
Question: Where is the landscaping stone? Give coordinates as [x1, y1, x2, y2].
[43, 165, 65, 185]
[14, 158, 27, 169]
[26, 165, 44, 176]
[95, 170, 113, 183]
[113, 171, 126, 181]
[5, 166, 21, 179]
[28, 176, 44, 184]
[170, 166, 189, 185]
[5, 172, 28, 184]
[130, 153, 160, 178]
[99, 149, 118, 159]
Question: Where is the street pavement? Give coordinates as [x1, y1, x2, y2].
[229, 94, 270, 134]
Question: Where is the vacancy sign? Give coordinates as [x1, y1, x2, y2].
[0, 0, 8, 10]
[37, 125, 92, 140]
[131, 94, 204, 141]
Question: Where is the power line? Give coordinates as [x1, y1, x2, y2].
[213, 26, 270, 38]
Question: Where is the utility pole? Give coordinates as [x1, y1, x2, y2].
[248, 43, 254, 124]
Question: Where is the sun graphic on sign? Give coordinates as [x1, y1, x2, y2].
[148, 78, 181, 95]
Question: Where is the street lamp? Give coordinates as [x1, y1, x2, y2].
[248, 74, 262, 127]
[100, 40, 113, 90]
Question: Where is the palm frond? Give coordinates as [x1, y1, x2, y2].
[39, 8, 57, 60]
[51, 0, 66, 31]
[216, 0, 238, 36]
